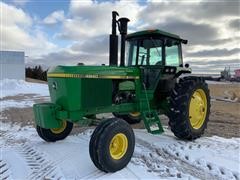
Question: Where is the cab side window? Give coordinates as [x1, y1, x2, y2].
[165, 44, 181, 66]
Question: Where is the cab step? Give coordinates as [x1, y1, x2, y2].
[141, 111, 164, 134]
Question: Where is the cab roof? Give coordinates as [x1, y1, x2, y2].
[127, 29, 188, 44]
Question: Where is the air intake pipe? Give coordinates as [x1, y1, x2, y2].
[109, 11, 119, 66]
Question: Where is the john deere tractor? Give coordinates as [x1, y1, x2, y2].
[33, 11, 210, 172]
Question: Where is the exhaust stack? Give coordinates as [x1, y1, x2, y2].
[109, 11, 130, 67]
[118, 18, 130, 67]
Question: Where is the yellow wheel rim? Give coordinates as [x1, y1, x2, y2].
[50, 121, 67, 134]
[189, 89, 207, 129]
[109, 133, 128, 160]
[129, 112, 140, 117]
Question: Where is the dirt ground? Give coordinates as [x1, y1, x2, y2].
[1, 82, 239, 138]
[208, 83, 240, 99]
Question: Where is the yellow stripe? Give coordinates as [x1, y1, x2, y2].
[47, 73, 139, 80]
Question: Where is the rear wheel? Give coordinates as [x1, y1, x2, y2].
[112, 92, 141, 124]
[36, 120, 73, 142]
[113, 112, 141, 124]
[89, 118, 135, 172]
[168, 77, 210, 140]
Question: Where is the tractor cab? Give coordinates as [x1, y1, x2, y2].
[124, 30, 188, 91]
[126, 29, 186, 68]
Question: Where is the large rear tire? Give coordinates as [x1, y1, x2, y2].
[89, 118, 135, 172]
[112, 112, 141, 124]
[36, 120, 73, 142]
[168, 77, 210, 140]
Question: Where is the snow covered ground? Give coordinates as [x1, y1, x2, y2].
[206, 81, 233, 84]
[0, 79, 240, 179]
[0, 79, 49, 98]
[0, 122, 239, 180]
[206, 80, 238, 85]
[0, 79, 49, 111]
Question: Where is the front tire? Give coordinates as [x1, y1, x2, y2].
[36, 120, 73, 142]
[168, 77, 210, 140]
[89, 118, 135, 172]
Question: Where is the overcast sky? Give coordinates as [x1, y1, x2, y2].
[1, 0, 239, 74]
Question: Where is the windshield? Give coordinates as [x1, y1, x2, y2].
[126, 38, 182, 66]
[126, 38, 163, 66]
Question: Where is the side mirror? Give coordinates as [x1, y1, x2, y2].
[185, 63, 189, 68]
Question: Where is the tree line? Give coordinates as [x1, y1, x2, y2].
[25, 66, 47, 81]
[25, 63, 85, 81]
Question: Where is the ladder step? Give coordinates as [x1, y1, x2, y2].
[142, 111, 164, 134]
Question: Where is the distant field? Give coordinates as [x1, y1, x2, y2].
[208, 83, 240, 100]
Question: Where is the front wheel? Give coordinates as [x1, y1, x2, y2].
[36, 120, 73, 142]
[168, 77, 210, 140]
[89, 118, 135, 172]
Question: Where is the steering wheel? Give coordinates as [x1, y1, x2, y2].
[155, 61, 162, 65]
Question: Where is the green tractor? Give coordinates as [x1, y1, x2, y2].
[33, 11, 210, 173]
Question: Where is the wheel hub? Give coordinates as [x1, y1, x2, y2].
[50, 121, 67, 134]
[189, 89, 207, 129]
[129, 112, 141, 117]
[109, 133, 128, 160]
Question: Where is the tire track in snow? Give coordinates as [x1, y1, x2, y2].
[79, 170, 106, 179]
[166, 141, 239, 180]
[0, 159, 12, 180]
[134, 137, 220, 180]
[0, 131, 26, 147]
[17, 144, 64, 180]
[1, 130, 65, 180]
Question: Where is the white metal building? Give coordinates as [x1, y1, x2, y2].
[0, 51, 25, 80]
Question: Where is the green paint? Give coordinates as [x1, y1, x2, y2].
[33, 103, 62, 128]
[141, 111, 164, 134]
[119, 81, 135, 91]
[127, 29, 181, 40]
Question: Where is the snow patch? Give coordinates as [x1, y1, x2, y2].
[0, 79, 49, 98]
[0, 79, 49, 111]
[206, 80, 239, 85]
[135, 130, 240, 180]
[1, 122, 239, 179]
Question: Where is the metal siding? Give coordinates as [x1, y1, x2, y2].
[0, 51, 25, 80]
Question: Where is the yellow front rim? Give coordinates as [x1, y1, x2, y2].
[189, 89, 207, 129]
[109, 133, 128, 160]
[129, 112, 141, 117]
[50, 121, 67, 134]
